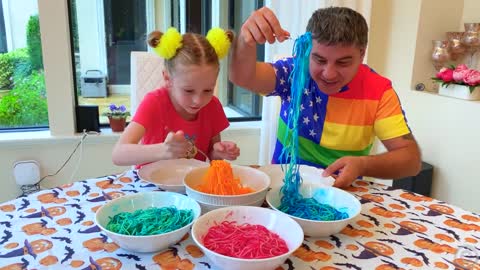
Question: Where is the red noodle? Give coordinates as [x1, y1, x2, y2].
[202, 221, 289, 259]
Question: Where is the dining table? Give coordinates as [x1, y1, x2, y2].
[0, 168, 479, 270]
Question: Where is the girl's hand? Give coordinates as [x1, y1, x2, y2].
[162, 130, 191, 159]
[212, 141, 240, 160]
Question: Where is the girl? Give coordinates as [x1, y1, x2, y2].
[112, 27, 240, 167]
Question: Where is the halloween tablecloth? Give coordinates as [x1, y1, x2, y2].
[0, 169, 479, 270]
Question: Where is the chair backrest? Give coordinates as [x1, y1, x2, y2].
[130, 51, 166, 115]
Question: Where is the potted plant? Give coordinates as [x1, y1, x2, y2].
[433, 64, 480, 100]
[103, 103, 130, 132]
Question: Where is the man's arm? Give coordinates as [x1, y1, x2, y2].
[229, 7, 290, 95]
[323, 133, 422, 188]
[361, 133, 422, 179]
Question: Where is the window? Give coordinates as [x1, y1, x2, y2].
[0, 1, 47, 130]
[70, 0, 264, 127]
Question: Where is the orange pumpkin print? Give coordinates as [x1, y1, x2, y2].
[25, 208, 36, 213]
[314, 240, 334, 250]
[185, 245, 204, 258]
[346, 244, 359, 251]
[414, 206, 425, 211]
[364, 241, 394, 257]
[153, 249, 195, 270]
[345, 186, 368, 193]
[40, 255, 58, 266]
[399, 192, 432, 202]
[462, 214, 480, 222]
[413, 238, 457, 254]
[66, 190, 80, 197]
[340, 225, 373, 238]
[30, 239, 53, 254]
[452, 258, 480, 270]
[70, 260, 85, 268]
[47, 206, 66, 216]
[37, 192, 67, 204]
[56, 217, 72, 226]
[400, 257, 423, 267]
[0, 263, 24, 270]
[356, 220, 374, 228]
[465, 237, 478, 244]
[429, 204, 454, 215]
[375, 264, 405, 270]
[433, 261, 449, 269]
[444, 218, 480, 232]
[118, 176, 132, 183]
[388, 203, 405, 210]
[83, 237, 119, 252]
[22, 222, 56, 236]
[96, 257, 122, 270]
[355, 180, 369, 186]
[383, 223, 395, 229]
[96, 179, 123, 189]
[4, 242, 19, 249]
[82, 220, 94, 226]
[361, 194, 384, 203]
[434, 233, 454, 243]
[292, 245, 331, 262]
[319, 267, 342, 270]
[370, 206, 405, 218]
[0, 204, 15, 212]
[399, 221, 427, 233]
[91, 205, 102, 213]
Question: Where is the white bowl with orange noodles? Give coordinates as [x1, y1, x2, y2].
[183, 161, 270, 211]
[191, 206, 304, 270]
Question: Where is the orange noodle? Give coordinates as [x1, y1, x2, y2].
[195, 160, 254, 195]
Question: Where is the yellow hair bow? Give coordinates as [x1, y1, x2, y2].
[206, 28, 231, 59]
[153, 27, 182, 59]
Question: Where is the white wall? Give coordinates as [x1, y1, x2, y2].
[0, 126, 260, 202]
[369, 0, 480, 213]
[2, 0, 38, 50]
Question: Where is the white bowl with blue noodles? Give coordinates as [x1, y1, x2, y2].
[95, 191, 201, 252]
[266, 182, 361, 237]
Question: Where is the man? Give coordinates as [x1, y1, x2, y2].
[229, 6, 421, 187]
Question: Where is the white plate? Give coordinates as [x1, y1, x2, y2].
[257, 164, 335, 188]
[138, 159, 209, 193]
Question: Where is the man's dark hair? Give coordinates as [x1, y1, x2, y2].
[306, 7, 368, 48]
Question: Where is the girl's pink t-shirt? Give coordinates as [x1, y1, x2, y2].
[132, 88, 229, 165]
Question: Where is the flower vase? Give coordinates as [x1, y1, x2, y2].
[108, 117, 126, 132]
[438, 84, 480, 100]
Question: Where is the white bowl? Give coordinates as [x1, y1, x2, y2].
[266, 184, 361, 237]
[95, 192, 201, 252]
[138, 159, 209, 193]
[198, 196, 265, 214]
[191, 206, 304, 270]
[258, 164, 335, 188]
[184, 165, 270, 206]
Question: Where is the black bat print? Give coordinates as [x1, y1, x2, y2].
[361, 213, 380, 226]
[61, 246, 74, 264]
[404, 247, 429, 265]
[435, 226, 460, 240]
[117, 253, 141, 261]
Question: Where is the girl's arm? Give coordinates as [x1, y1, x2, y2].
[111, 122, 190, 166]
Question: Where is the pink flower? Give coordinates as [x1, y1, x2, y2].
[453, 64, 470, 82]
[436, 67, 454, 82]
[463, 69, 480, 86]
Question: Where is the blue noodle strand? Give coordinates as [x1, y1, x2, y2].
[106, 206, 194, 236]
[278, 32, 348, 221]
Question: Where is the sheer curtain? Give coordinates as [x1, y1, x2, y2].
[258, 0, 372, 165]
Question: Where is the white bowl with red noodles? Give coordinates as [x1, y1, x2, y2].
[191, 206, 304, 270]
[183, 161, 270, 212]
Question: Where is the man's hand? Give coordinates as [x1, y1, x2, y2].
[240, 7, 290, 46]
[211, 141, 240, 160]
[322, 156, 366, 188]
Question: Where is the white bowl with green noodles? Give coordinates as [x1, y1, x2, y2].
[95, 191, 201, 252]
[266, 183, 361, 237]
